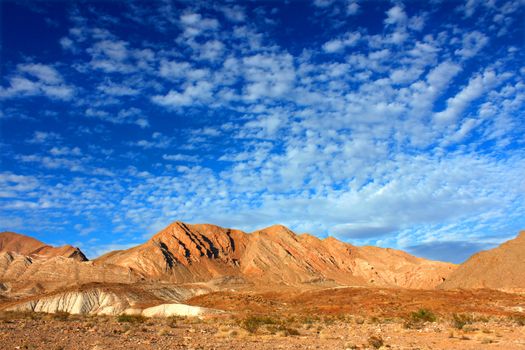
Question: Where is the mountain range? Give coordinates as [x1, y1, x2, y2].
[0, 222, 523, 315]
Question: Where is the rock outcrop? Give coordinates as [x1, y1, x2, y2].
[0, 231, 87, 261]
[439, 231, 525, 292]
[96, 221, 456, 289]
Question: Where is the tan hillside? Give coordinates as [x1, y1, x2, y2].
[0, 232, 134, 298]
[96, 221, 456, 289]
[439, 231, 525, 292]
[0, 231, 87, 261]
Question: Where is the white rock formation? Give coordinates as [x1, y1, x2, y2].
[140, 303, 218, 317]
[6, 289, 132, 315]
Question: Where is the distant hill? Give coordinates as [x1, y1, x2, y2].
[439, 231, 525, 292]
[0, 231, 87, 261]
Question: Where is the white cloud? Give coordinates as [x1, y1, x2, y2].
[97, 81, 139, 96]
[347, 1, 359, 15]
[27, 131, 62, 144]
[158, 60, 192, 79]
[323, 32, 361, 53]
[18, 154, 85, 172]
[434, 69, 499, 124]
[132, 132, 172, 149]
[162, 154, 199, 162]
[59, 37, 75, 51]
[0, 172, 40, 198]
[151, 81, 214, 107]
[242, 53, 295, 101]
[455, 31, 489, 58]
[18, 63, 62, 84]
[86, 107, 149, 128]
[313, 0, 335, 8]
[179, 13, 219, 38]
[385, 5, 407, 26]
[220, 5, 246, 22]
[50, 146, 82, 156]
[0, 64, 74, 100]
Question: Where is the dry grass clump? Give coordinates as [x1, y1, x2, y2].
[452, 313, 474, 330]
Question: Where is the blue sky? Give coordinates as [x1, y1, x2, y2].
[1, 0, 524, 263]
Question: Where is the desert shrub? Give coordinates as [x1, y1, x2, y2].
[411, 308, 437, 323]
[452, 314, 473, 330]
[404, 308, 437, 329]
[368, 335, 384, 349]
[116, 314, 146, 324]
[241, 316, 278, 333]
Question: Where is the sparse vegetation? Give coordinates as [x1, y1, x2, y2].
[51, 311, 70, 321]
[0, 311, 44, 321]
[239, 315, 300, 336]
[116, 314, 146, 324]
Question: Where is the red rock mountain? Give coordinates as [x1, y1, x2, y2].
[96, 221, 456, 289]
[0, 231, 87, 261]
[439, 231, 525, 292]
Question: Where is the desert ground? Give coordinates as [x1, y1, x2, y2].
[1, 287, 524, 350]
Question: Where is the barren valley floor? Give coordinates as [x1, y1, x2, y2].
[1, 287, 524, 350]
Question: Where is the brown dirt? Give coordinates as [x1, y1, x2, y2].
[187, 286, 525, 318]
